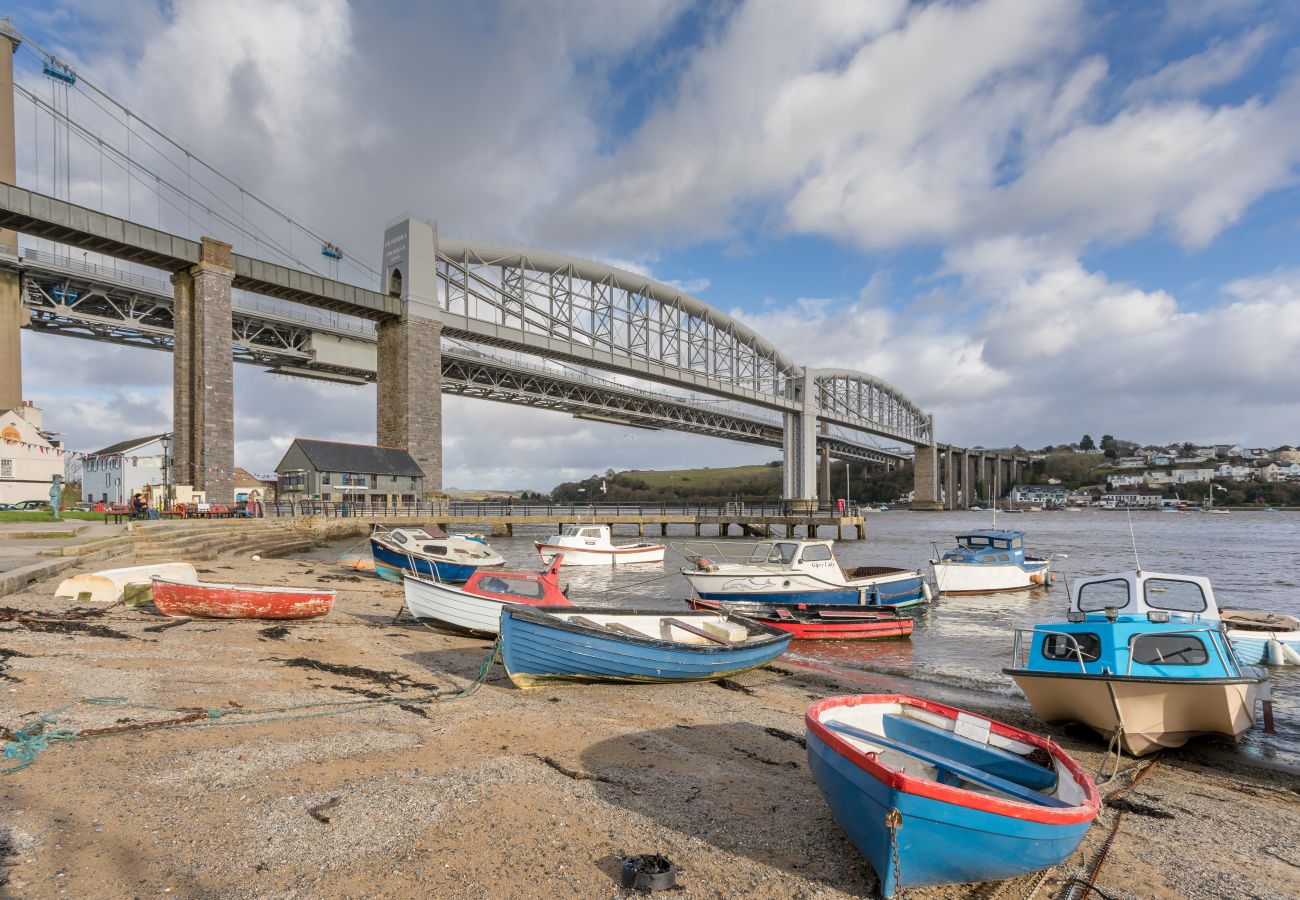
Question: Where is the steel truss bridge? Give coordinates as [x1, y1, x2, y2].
[10, 245, 909, 466]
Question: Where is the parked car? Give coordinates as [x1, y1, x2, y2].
[13, 500, 51, 510]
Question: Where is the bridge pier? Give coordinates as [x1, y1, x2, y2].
[0, 24, 22, 412]
[171, 237, 235, 503]
[911, 443, 943, 510]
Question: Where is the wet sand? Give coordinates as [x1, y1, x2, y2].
[1, 548, 1298, 899]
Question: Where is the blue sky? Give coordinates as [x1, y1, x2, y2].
[11, 0, 1300, 488]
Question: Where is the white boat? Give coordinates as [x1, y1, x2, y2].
[929, 529, 1051, 595]
[1221, 609, 1300, 667]
[535, 524, 665, 567]
[55, 562, 198, 605]
[402, 557, 572, 636]
[679, 539, 930, 610]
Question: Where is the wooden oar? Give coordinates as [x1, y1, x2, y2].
[661, 617, 736, 645]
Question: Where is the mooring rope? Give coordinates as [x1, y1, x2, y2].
[2, 636, 501, 774]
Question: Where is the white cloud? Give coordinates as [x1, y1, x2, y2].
[1124, 26, 1272, 101]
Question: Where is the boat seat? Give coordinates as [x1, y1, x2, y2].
[822, 721, 1068, 808]
[881, 714, 1056, 791]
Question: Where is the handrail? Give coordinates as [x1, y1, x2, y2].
[1124, 627, 1233, 677]
[1010, 628, 1093, 674]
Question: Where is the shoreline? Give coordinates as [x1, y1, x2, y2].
[1, 548, 1298, 898]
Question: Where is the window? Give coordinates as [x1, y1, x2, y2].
[961, 536, 990, 548]
[409, 476, 418, 489]
[800, 544, 833, 562]
[401, 494, 415, 504]
[997, 554, 1011, 562]
[748, 543, 773, 563]
[478, 576, 544, 600]
[0, 458, 11, 480]
[579, 528, 600, 538]
[392, 532, 408, 545]
[1131, 634, 1208, 666]
[1143, 578, 1207, 613]
[320, 472, 331, 485]
[1077, 578, 1131, 613]
[767, 543, 798, 564]
[993, 540, 1010, 550]
[422, 544, 448, 556]
[1011, 537, 1023, 549]
[320, 492, 332, 501]
[1041, 632, 1101, 662]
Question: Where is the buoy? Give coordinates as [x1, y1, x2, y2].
[1281, 642, 1300, 667]
[1056, 553, 1069, 559]
[1266, 639, 1284, 666]
[921, 582, 933, 603]
[251, 554, 262, 561]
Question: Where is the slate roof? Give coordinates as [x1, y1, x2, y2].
[283, 439, 424, 477]
[91, 433, 169, 457]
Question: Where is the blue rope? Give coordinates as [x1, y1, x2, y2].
[2, 719, 80, 773]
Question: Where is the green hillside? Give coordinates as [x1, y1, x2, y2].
[621, 464, 778, 488]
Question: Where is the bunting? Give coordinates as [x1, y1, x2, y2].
[0, 437, 243, 478]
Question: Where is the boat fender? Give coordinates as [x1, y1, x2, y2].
[1280, 642, 1300, 667]
[921, 582, 933, 604]
[1266, 639, 1284, 666]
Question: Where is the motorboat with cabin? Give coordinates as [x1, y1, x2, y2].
[402, 555, 572, 637]
[679, 539, 930, 610]
[1004, 570, 1269, 755]
[929, 529, 1051, 594]
[535, 524, 665, 566]
[370, 525, 504, 583]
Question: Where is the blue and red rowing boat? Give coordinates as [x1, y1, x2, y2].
[805, 694, 1099, 898]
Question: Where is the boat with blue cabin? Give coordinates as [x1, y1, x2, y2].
[497, 604, 791, 688]
[929, 529, 1051, 594]
[806, 694, 1099, 898]
[1004, 570, 1269, 755]
[678, 539, 930, 610]
[369, 526, 504, 583]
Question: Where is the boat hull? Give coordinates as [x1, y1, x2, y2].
[1227, 631, 1300, 666]
[371, 539, 480, 583]
[929, 560, 1049, 594]
[56, 562, 198, 605]
[534, 542, 665, 566]
[403, 575, 506, 636]
[499, 606, 791, 688]
[686, 598, 912, 641]
[806, 696, 1096, 898]
[685, 569, 927, 608]
[1007, 670, 1265, 756]
[151, 578, 335, 620]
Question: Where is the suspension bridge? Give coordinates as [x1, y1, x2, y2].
[0, 18, 1021, 507]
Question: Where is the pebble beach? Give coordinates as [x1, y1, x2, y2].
[2, 545, 1299, 899]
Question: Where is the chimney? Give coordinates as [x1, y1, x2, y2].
[17, 400, 41, 428]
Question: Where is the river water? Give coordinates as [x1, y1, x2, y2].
[341, 509, 1300, 766]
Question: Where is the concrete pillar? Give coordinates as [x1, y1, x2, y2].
[944, 447, 957, 511]
[961, 449, 972, 510]
[976, 453, 988, 505]
[782, 371, 818, 501]
[171, 237, 235, 503]
[660, 523, 667, 536]
[819, 421, 831, 505]
[912, 444, 943, 510]
[376, 316, 442, 493]
[0, 22, 23, 412]
[694, 523, 701, 537]
[637, 522, 645, 536]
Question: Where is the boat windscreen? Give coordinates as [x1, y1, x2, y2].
[768, 543, 799, 565]
[1076, 577, 1131, 612]
[960, 536, 990, 548]
[1142, 578, 1208, 613]
[560, 525, 580, 536]
[747, 543, 773, 563]
[477, 575, 545, 600]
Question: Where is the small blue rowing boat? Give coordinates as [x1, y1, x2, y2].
[806, 694, 1099, 898]
[498, 605, 792, 688]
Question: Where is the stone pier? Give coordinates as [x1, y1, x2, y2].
[171, 237, 235, 503]
[911, 444, 943, 510]
[376, 316, 443, 494]
[0, 23, 22, 412]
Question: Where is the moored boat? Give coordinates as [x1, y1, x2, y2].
[56, 562, 198, 605]
[686, 597, 912, 641]
[929, 529, 1051, 594]
[403, 556, 572, 637]
[150, 577, 335, 619]
[498, 604, 791, 688]
[1004, 570, 1268, 755]
[806, 694, 1099, 898]
[679, 539, 930, 609]
[370, 525, 504, 582]
[535, 524, 665, 566]
[1221, 609, 1300, 667]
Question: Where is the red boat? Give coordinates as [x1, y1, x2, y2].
[151, 577, 335, 619]
[687, 598, 912, 641]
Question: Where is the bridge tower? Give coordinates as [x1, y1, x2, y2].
[0, 19, 23, 412]
[379, 217, 442, 494]
[782, 370, 818, 502]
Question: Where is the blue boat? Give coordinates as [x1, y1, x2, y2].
[806, 694, 1099, 898]
[498, 604, 792, 688]
[1005, 570, 1269, 755]
[679, 539, 931, 610]
[369, 526, 504, 583]
[929, 528, 1051, 594]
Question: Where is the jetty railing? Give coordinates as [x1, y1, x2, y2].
[265, 500, 863, 519]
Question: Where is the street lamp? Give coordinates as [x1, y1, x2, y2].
[161, 433, 172, 510]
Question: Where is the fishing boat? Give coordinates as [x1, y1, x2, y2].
[806, 694, 1099, 899]
[686, 597, 912, 641]
[1221, 609, 1300, 667]
[370, 526, 504, 582]
[150, 576, 335, 619]
[678, 539, 930, 610]
[1004, 570, 1269, 755]
[402, 556, 572, 637]
[929, 529, 1051, 594]
[498, 604, 791, 688]
[534, 524, 665, 566]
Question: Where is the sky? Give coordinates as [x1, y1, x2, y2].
[10, 0, 1300, 488]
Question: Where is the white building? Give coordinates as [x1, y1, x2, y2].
[1101, 491, 1170, 508]
[81, 433, 168, 505]
[1143, 471, 1173, 488]
[1171, 468, 1215, 484]
[1106, 473, 1145, 488]
[1215, 463, 1253, 481]
[0, 402, 63, 505]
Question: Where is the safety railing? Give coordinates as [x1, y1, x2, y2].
[265, 499, 864, 519]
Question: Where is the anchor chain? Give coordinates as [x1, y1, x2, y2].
[886, 807, 904, 896]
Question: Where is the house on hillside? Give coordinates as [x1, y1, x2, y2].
[1272, 445, 1300, 464]
[1106, 473, 1145, 488]
[275, 439, 424, 505]
[1171, 468, 1215, 484]
[0, 401, 63, 505]
[1009, 484, 1067, 507]
[1215, 463, 1253, 481]
[1101, 490, 1171, 508]
[81, 433, 167, 506]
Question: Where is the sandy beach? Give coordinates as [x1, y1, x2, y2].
[2, 546, 1298, 900]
